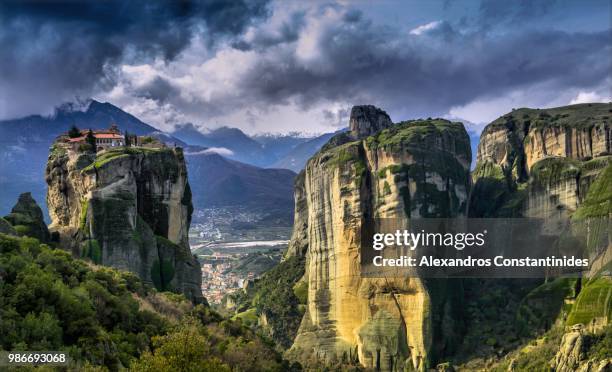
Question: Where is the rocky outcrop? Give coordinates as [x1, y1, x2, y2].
[349, 105, 393, 139]
[476, 103, 611, 181]
[470, 104, 611, 370]
[46, 144, 202, 303]
[286, 106, 471, 371]
[285, 170, 309, 258]
[552, 326, 611, 372]
[471, 103, 612, 219]
[4, 192, 50, 242]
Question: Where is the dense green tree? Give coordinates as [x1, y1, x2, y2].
[0, 223, 296, 371]
[130, 318, 229, 372]
[86, 130, 97, 152]
[68, 125, 81, 138]
[230, 256, 306, 349]
[0, 233, 168, 369]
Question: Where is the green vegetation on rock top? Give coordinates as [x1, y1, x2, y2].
[81, 146, 170, 173]
[317, 119, 469, 162]
[484, 103, 611, 135]
[366, 119, 469, 154]
[472, 160, 505, 182]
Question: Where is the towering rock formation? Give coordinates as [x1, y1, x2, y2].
[4, 192, 50, 242]
[46, 143, 203, 303]
[477, 104, 610, 177]
[470, 103, 611, 371]
[552, 325, 611, 372]
[286, 106, 471, 370]
[471, 103, 611, 219]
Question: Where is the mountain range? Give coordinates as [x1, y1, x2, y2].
[0, 99, 332, 217]
[171, 122, 332, 170]
[186, 151, 296, 217]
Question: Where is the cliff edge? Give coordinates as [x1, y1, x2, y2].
[46, 143, 203, 303]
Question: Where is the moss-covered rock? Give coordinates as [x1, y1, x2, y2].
[466, 104, 611, 370]
[287, 107, 471, 370]
[516, 278, 577, 336]
[46, 144, 202, 304]
[567, 277, 612, 328]
[574, 163, 612, 219]
[529, 157, 582, 189]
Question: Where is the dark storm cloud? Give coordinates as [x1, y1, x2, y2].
[0, 0, 270, 118]
[135, 77, 179, 103]
[2, 0, 610, 131]
[232, 10, 306, 51]
[322, 108, 350, 128]
[230, 8, 610, 119]
[478, 0, 557, 27]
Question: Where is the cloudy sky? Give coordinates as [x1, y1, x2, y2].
[1, 0, 610, 135]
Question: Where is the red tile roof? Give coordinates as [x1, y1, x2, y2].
[67, 132, 123, 142]
[95, 133, 123, 139]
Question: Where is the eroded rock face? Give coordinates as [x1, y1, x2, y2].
[285, 170, 309, 258]
[476, 103, 611, 181]
[286, 107, 471, 371]
[471, 103, 612, 219]
[470, 104, 611, 371]
[349, 105, 393, 139]
[46, 145, 202, 303]
[552, 328, 612, 372]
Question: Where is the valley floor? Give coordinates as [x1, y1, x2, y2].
[189, 207, 291, 303]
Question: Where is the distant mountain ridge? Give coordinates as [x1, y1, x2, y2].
[186, 152, 296, 214]
[172, 123, 268, 164]
[0, 100, 304, 220]
[171, 123, 334, 169]
[271, 131, 340, 171]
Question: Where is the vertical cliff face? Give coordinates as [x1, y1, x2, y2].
[476, 103, 610, 180]
[286, 106, 471, 370]
[471, 103, 611, 219]
[469, 104, 611, 371]
[46, 145, 202, 303]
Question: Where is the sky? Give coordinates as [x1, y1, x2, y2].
[0, 0, 610, 135]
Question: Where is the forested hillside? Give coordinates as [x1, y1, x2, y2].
[0, 213, 297, 371]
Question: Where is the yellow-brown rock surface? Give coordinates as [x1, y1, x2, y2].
[287, 106, 471, 371]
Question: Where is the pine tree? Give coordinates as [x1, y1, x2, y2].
[86, 130, 96, 152]
[68, 125, 81, 138]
